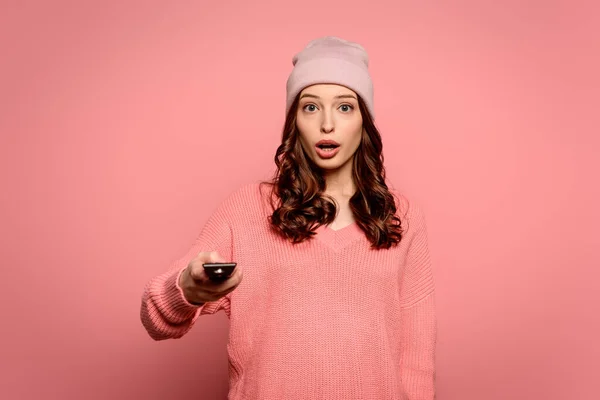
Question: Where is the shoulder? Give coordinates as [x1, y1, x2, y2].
[387, 185, 427, 235]
[224, 180, 272, 204]
[216, 180, 274, 219]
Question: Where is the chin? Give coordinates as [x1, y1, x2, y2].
[318, 163, 342, 171]
[311, 155, 351, 171]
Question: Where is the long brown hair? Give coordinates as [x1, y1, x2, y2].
[260, 93, 405, 249]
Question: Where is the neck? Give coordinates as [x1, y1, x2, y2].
[322, 160, 356, 198]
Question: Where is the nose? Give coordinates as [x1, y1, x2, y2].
[320, 111, 334, 133]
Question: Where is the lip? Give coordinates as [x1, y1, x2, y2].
[315, 140, 341, 159]
[316, 139, 340, 147]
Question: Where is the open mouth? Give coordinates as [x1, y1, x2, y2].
[315, 140, 341, 158]
[316, 144, 339, 152]
[316, 140, 340, 151]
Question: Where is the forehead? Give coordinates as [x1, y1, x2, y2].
[299, 83, 356, 98]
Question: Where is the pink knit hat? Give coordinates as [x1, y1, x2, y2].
[285, 36, 375, 119]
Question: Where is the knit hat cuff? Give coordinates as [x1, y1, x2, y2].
[285, 57, 375, 119]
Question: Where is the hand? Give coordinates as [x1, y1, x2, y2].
[179, 251, 243, 305]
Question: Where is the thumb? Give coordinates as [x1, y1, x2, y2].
[208, 251, 226, 263]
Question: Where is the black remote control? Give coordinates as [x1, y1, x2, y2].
[202, 262, 237, 282]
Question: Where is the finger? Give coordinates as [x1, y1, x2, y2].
[188, 264, 207, 281]
[208, 251, 226, 263]
[214, 282, 238, 297]
[217, 265, 240, 285]
[208, 268, 242, 290]
[232, 266, 242, 281]
[220, 285, 237, 296]
[194, 251, 216, 264]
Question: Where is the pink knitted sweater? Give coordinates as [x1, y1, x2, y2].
[141, 182, 437, 399]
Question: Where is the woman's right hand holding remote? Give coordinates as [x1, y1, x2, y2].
[179, 251, 243, 305]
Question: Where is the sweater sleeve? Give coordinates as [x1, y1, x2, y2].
[398, 202, 438, 399]
[140, 195, 235, 341]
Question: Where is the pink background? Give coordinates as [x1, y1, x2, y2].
[1, 1, 598, 399]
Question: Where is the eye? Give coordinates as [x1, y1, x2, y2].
[339, 104, 354, 112]
[303, 104, 318, 112]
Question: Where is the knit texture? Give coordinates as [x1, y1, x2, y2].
[286, 36, 375, 119]
[140, 182, 437, 399]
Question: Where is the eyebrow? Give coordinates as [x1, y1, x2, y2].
[299, 93, 357, 100]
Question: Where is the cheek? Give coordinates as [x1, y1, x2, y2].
[348, 125, 363, 149]
[295, 129, 311, 152]
[298, 135, 311, 153]
[345, 116, 362, 138]
[296, 120, 316, 145]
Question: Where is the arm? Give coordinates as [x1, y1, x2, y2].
[140, 197, 234, 341]
[399, 202, 438, 399]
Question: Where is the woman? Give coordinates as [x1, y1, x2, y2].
[141, 36, 437, 399]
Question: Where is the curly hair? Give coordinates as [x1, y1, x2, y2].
[260, 94, 405, 250]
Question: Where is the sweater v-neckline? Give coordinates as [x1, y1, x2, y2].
[314, 221, 364, 251]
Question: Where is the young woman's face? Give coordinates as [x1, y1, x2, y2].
[296, 84, 363, 171]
